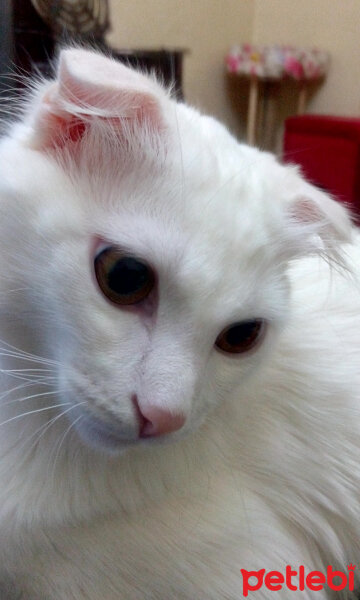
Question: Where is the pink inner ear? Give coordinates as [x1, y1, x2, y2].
[49, 115, 86, 148]
[291, 197, 323, 225]
[31, 49, 167, 151]
[34, 102, 87, 149]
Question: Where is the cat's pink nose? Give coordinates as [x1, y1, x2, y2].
[137, 404, 186, 438]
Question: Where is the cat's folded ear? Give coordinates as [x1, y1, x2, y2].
[27, 48, 170, 150]
[281, 171, 353, 261]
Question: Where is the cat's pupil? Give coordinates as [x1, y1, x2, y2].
[215, 319, 264, 354]
[94, 247, 155, 306]
[226, 322, 256, 345]
[108, 258, 149, 295]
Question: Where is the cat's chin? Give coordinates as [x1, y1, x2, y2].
[73, 414, 139, 455]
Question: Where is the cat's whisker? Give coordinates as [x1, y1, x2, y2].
[1, 378, 56, 385]
[0, 387, 62, 408]
[0, 351, 58, 367]
[1, 368, 54, 373]
[22, 402, 86, 455]
[0, 380, 37, 401]
[16, 411, 67, 454]
[0, 287, 30, 294]
[0, 345, 56, 360]
[0, 366, 55, 381]
[0, 379, 55, 403]
[4, 377, 56, 384]
[0, 402, 71, 429]
[0, 373, 56, 385]
[10, 389, 60, 404]
[0, 367, 55, 379]
[50, 415, 83, 480]
[1, 373, 45, 384]
[0, 377, 56, 387]
[0, 338, 60, 366]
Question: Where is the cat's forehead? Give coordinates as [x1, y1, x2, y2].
[84, 120, 285, 301]
[83, 103, 286, 245]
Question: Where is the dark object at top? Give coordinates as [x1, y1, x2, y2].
[30, 0, 110, 39]
[11, 0, 185, 100]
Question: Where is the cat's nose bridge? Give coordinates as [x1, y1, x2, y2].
[134, 334, 198, 437]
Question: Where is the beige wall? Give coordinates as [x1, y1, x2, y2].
[107, 0, 360, 147]
[107, 0, 255, 137]
[253, 0, 360, 116]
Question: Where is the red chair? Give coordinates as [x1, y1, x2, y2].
[283, 115, 360, 213]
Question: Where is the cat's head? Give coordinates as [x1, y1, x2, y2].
[0, 49, 352, 455]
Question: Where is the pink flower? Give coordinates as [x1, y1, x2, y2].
[284, 56, 304, 79]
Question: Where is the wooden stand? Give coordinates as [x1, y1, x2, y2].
[245, 77, 310, 146]
[247, 76, 259, 145]
[297, 82, 307, 115]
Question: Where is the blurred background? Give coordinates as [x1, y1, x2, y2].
[1, 0, 360, 211]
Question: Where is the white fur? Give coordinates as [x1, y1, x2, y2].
[0, 48, 359, 598]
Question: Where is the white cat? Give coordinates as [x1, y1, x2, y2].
[0, 48, 359, 599]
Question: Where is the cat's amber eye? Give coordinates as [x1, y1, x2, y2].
[94, 247, 155, 306]
[215, 319, 265, 354]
